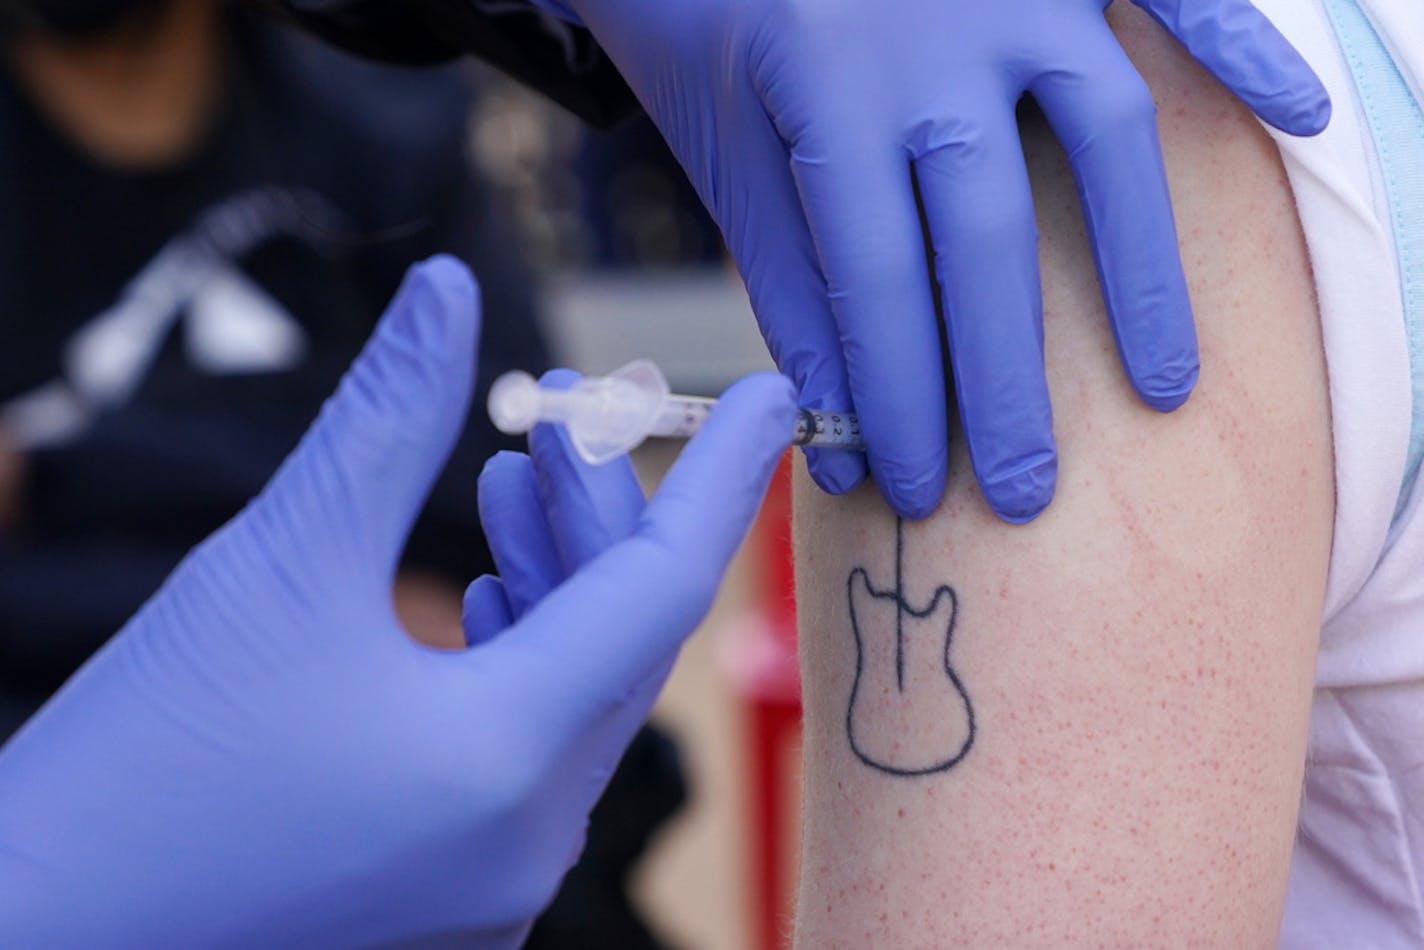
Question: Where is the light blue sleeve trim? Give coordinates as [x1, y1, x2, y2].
[1318, 0, 1424, 525]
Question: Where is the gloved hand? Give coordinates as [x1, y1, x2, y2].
[532, 0, 1329, 522]
[0, 256, 795, 946]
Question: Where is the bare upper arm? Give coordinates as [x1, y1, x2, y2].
[791, 7, 1334, 945]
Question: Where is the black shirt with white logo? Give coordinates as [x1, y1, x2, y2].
[0, 7, 550, 732]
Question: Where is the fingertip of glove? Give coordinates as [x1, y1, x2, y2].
[875, 454, 948, 521]
[1304, 94, 1332, 136]
[1136, 361, 1199, 413]
[477, 452, 536, 529]
[1279, 57, 1333, 137]
[393, 255, 481, 357]
[527, 370, 581, 462]
[735, 370, 798, 403]
[805, 448, 868, 495]
[991, 501, 1051, 525]
[722, 372, 798, 431]
[1258, 83, 1332, 138]
[888, 492, 939, 522]
[462, 574, 511, 647]
[1272, 95, 1332, 138]
[537, 367, 582, 391]
[413, 254, 479, 300]
[982, 454, 1057, 525]
[480, 449, 531, 481]
[1296, 91, 1332, 137]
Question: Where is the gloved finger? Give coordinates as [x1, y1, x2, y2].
[248, 255, 479, 585]
[787, 130, 950, 519]
[1031, 37, 1199, 415]
[462, 574, 513, 647]
[711, 101, 867, 497]
[478, 373, 795, 720]
[913, 100, 1057, 523]
[476, 451, 563, 617]
[1134, 0, 1330, 134]
[527, 369, 646, 572]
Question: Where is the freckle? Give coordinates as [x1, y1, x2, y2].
[897, 808, 905, 819]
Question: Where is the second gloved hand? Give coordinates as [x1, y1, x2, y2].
[534, 0, 1328, 522]
[0, 257, 796, 946]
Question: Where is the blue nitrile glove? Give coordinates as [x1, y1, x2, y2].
[0, 256, 795, 946]
[532, 0, 1329, 522]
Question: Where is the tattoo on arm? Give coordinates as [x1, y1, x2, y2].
[846, 517, 975, 776]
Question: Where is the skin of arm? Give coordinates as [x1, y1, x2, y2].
[792, 6, 1334, 946]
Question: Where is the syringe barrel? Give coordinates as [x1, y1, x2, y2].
[647, 396, 717, 439]
[489, 365, 866, 458]
[793, 408, 863, 449]
[530, 387, 579, 425]
[648, 400, 865, 450]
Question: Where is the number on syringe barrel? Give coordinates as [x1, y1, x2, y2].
[796, 409, 862, 447]
[683, 402, 712, 431]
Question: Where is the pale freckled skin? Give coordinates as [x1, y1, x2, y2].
[791, 6, 1332, 948]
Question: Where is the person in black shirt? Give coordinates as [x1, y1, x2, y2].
[0, 0, 549, 733]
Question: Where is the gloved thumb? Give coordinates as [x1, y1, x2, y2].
[246, 256, 480, 582]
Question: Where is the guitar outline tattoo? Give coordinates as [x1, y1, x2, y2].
[845, 517, 975, 776]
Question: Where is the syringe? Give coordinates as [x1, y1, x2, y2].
[488, 359, 864, 465]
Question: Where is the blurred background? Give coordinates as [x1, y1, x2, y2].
[0, 2, 800, 946]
